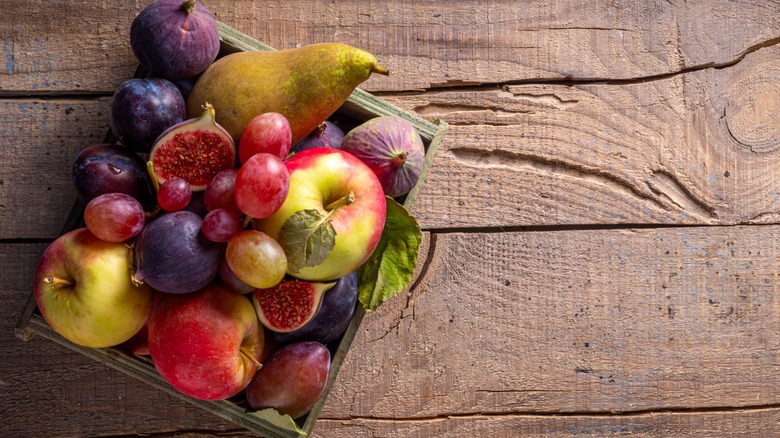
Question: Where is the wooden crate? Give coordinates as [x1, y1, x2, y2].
[14, 23, 447, 438]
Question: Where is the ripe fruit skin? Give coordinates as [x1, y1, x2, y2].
[157, 176, 192, 212]
[234, 153, 290, 219]
[149, 284, 265, 401]
[255, 148, 386, 281]
[150, 104, 236, 191]
[252, 280, 334, 333]
[246, 341, 331, 419]
[109, 78, 186, 152]
[239, 112, 292, 162]
[187, 43, 389, 144]
[84, 193, 145, 242]
[34, 228, 154, 348]
[204, 168, 240, 215]
[225, 230, 287, 289]
[270, 272, 357, 345]
[340, 116, 425, 197]
[72, 144, 157, 211]
[291, 121, 345, 154]
[130, 0, 220, 81]
[132, 211, 221, 294]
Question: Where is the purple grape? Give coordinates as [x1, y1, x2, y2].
[72, 144, 156, 211]
[158, 177, 192, 212]
[109, 78, 186, 152]
[84, 193, 145, 242]
[202, 208, 240, 242]
[204, 168, 240, 215]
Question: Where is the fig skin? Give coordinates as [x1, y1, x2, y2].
[340, 116, 426, 197]
[132, 211, 221, 294]
[291, 121, 345, 154]
[130, 0, 220, 81]
[110, 78, 186, 153]
[270, 272, 357, 345]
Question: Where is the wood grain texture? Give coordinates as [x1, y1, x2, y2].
[2, 1, 780, 94]
[6, 224, 780, 436]
[323, 226, 780, 419]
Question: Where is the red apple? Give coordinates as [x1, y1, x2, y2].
[148, 283, 265, 400]
[33, 228, 154, 348]
[255, 148, 386, 281]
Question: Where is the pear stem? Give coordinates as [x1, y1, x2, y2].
[324, 191, 355, 212]
[43, 276, 74, 287]
[372, 64, 390, 76]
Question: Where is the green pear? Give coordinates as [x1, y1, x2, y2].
[187, 43, 389, 144]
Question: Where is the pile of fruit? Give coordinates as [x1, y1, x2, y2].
[33, 0, 426, 423]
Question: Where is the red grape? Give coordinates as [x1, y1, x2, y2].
[84, 193, 145, 242]
[234, 153, 289, 219]
[201, 208, 240, 242]
[158, 176, 192, 212]
[239, 112, 292, 162]
[204, 168, 239, 214]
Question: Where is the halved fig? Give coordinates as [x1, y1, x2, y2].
[149, 103, 236, 191]
[252, 280, 335, 333]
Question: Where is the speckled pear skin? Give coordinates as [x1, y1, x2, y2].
[186, 43, 389, 144]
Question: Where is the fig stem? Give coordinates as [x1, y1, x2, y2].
[146, 161, 161, 192]
[43, 276, 74, 287]
[324, 191, 355, 212]
[181, 0, 197, 14]
[392, 151, 409, 166]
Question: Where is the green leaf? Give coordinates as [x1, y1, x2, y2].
[279, 209, 337, 274]
[358, 197, 423, 311]
[249, 408, 307, 436]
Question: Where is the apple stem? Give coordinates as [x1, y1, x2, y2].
[324, 191, 355, 212]
[43, 276, 74, 287]
[240, 349, 262, 370]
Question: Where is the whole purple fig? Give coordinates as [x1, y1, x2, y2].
[291, 121, 345, 154]
[340, 116, 425, 197]
[132, 211, 221, 294]
[130, 0, 220, 81]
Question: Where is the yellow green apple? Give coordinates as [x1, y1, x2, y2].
[33, 228, 154, 348]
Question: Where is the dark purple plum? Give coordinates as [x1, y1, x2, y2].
[110, 78, 186, 152]
[246, 341, 330, 419]
[72, 144, 156, 211]
[130, 0, 220, 81]
[291, 121, 345, 154]
[270, 272, 357, 345]
[173, 78, 197, 100]
[132, 211, 221, 294]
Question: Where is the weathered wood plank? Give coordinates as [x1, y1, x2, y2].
[5, 224, 780, 435]
[323, 225, 780, 418]
[395, 42, 780, 228]
[6, 42, 780, 237]
[2, 1, 780, 94]
[315, 409, 780, 437]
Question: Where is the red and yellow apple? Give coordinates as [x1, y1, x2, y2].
[33, 227, 154, 348]
[255, 148, 386, 281]
[148, 283, 264, 400]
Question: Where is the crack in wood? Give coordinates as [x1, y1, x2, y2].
[448, 147, 671, 213]
[319, 401, 780, 423]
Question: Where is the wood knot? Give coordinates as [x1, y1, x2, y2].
[725, 80, 780, 153]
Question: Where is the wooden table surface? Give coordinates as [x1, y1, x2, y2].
[4, 1, 780, 436]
